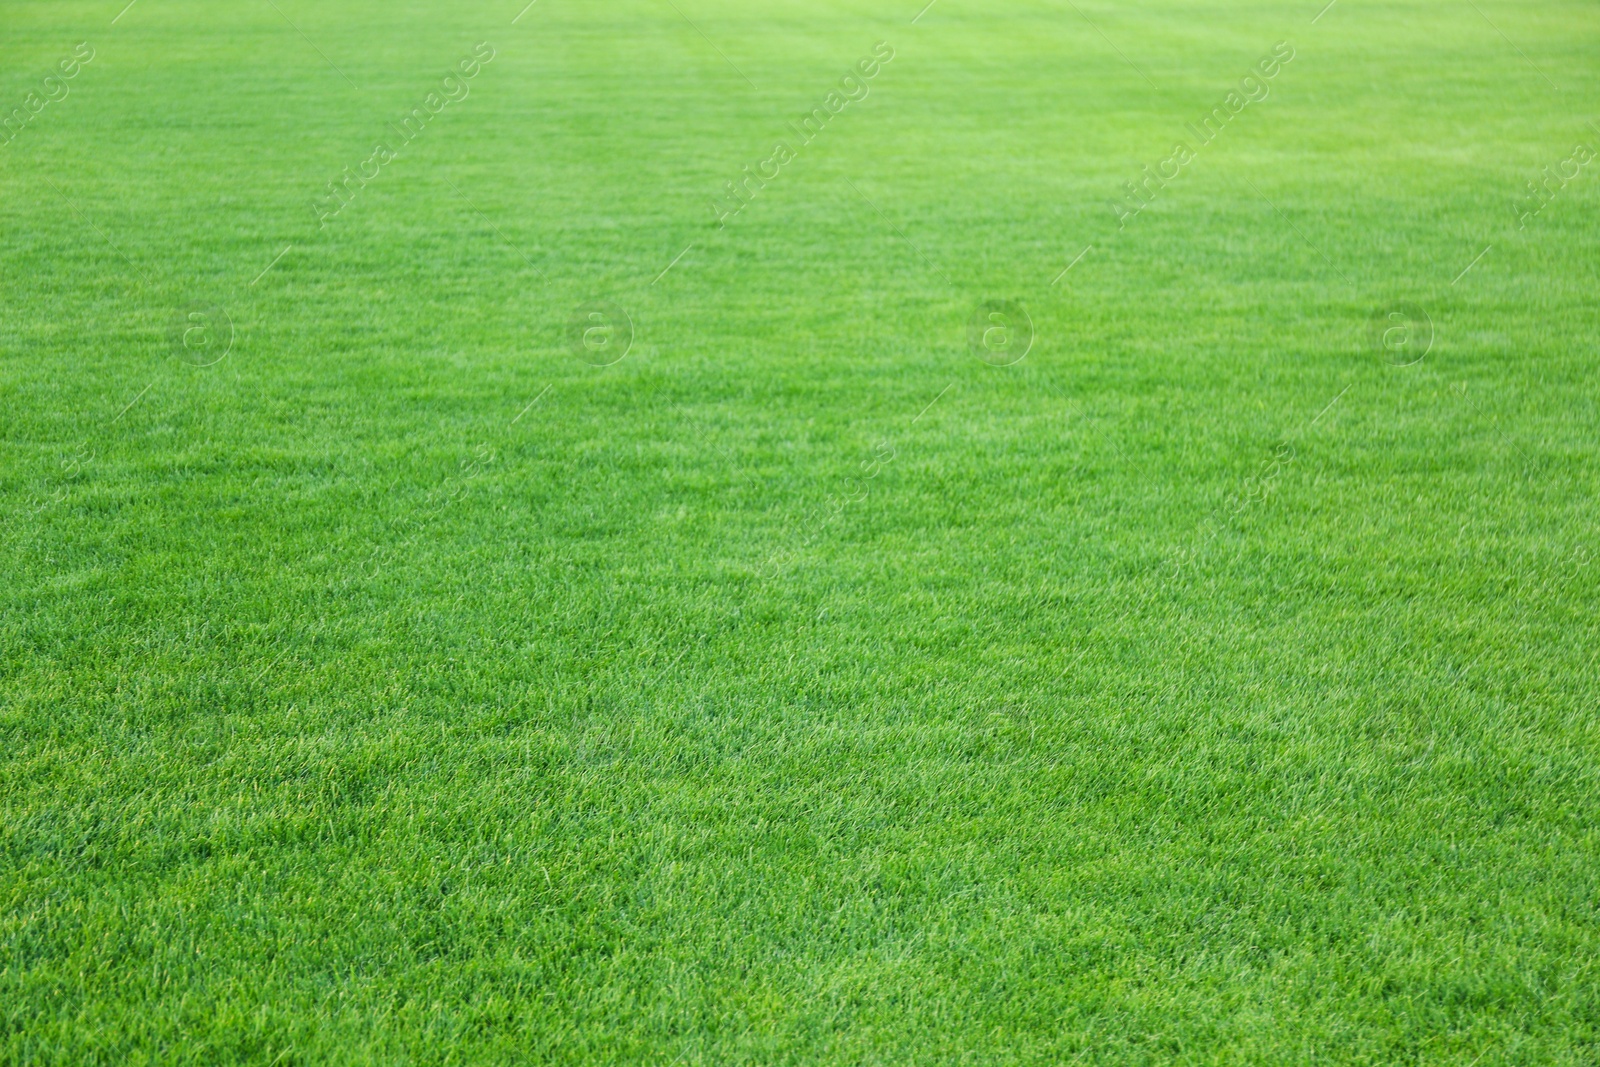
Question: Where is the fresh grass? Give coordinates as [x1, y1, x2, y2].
[3, 0, 1599, 1063]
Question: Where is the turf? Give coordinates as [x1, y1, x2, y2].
[3, 0, 1599, 1062]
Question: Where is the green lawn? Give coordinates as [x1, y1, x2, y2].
[3, 0, 1598, 1062]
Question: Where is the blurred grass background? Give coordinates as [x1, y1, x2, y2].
[1, 0, 1598, 1062]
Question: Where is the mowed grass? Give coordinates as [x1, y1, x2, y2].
[2, 0, 1599, 1062]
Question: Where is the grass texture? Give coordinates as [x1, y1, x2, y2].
[2, 0, 1598, 1062]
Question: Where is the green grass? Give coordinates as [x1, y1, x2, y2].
[3, 0, 1599, 1062]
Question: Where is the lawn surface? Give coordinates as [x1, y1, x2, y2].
[2, 0, 1598, 1063]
